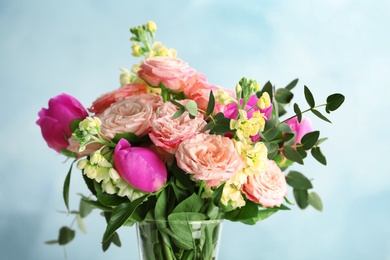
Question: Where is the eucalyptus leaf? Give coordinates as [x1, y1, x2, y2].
[44, 239, 59, 245]
[311, 109, 332, 123]
[172, 108, 185, 119]
[326, 93, 345, 113]
[185, 100, 198, 117]
[275, 88, 294, 104]
[293, 103, 302, 122]
[293, 189, 309, 209]
[283, 145, 304, 165]
[79, 198, 94, 218]
[285, 78, 299, 90]
[308, 192, 323, 211]
[286, 171, 313, 189]
[76, 214, 87, 234]
[311, 147, 327, 165]
[58, 226, 75, 245]
[301, 131, 320, 150]
[278, 123, 293, 133]
[304, 85, 315, 108]
[206, 90, 215, 117]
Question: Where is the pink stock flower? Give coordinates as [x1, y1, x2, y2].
[149, 100, 206, 154]
[242, 159, 287, 208]
[36, 93, 88, 153]
[88, 83, 148, 114]
[285, 116, 313, 145]
[224, 94, 273, 120]
[113, 139, 167, 193]
[138, 56, 197, 92]
[99, 94, 162, 138]
[176, 133, 244, 187]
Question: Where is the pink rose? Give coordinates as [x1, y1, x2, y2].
[99, 94, 162, 138]
[183, 79, 227, 114]
[176, 133, 244, 187]
[138, 56, 197, 92]
[285, 116, 312, 145]
[113, 139, 167, 193]
[37, 93, 88, 153]
[88, 83, 148, 114]
[242, 159, 287, 208]
[149, 100, 206, 154]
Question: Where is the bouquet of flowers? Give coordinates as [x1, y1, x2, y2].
[37, 21, 344, 259]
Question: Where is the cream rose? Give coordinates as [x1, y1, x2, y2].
[138, 56, 197, 92]
[99, 94, 162, 138]
[242, 159, 288, 208]
[149, 100, 206, 154]
[176, 133, 244, 187]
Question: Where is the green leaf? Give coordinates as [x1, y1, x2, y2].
[103, 194, 148, 242]
[286, 171, 313, 189]
[311, 147, 327, 165]
[301, 131, 320, 150]
[63, 161, 75, 211]
[172, 108, 185, 119]
[81, 198, 112, 212]
[82, 174, 97, 196]
[275, 88, 294, 104]
[293, 103, 302, 122]
[112, 132, 140, 144]
[311, 109, 332, 123]
[211, 183, 225, 206]
[296, 146, 308, 159]
[79, 197, 94, 218]
[155, 188, 167, 219]
[172, 193, 204, 213]
[102, 232, 121, 252]
[44, 239, 59, 245]
[70, 119, 82, 132]
[58, 226, 75, 245]
[263, 119, 280, 140]
[285, 78, 299, 90]
[304, 85, 315, 108]
[240, 209, 278, 225]
[76, 214, 87, 234]
[316, 137, 328, 146]
[308, 192, 323, 211]
[326, 93, 345, 113]
[265, 142, 279, 160]
[278, 123, 293, 133]
[185, 100, 198, 117]
[293, 189, 309, 209]
[283, 145, 304, 165]
[206, 90, 215, 117]
[258, 81, 273, 99]
[60, 149, 78, 158]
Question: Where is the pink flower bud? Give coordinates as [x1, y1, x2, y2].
[113, 139, 167, 193]
[36, 93, 88, 153]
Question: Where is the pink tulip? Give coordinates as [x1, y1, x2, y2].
[285, 116, 313, 145]
[37, 93, 88, 153]
[113, 139, 167, 193]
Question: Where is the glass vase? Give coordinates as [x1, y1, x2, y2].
[136, 219, 223, 260]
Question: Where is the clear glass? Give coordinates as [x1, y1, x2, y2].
[136, 219, 223, 260]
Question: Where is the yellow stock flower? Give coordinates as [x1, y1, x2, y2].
[132, 43, 142, 57]
[257, 92, 271, 110]
[216, 89, 236, 105]
[147, 20, 157, 32]
[221, 181, 246, 209]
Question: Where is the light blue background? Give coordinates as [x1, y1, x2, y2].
[1, 0, 389, 259]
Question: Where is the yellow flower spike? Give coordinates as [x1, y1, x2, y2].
[147, 20, 157, 32]
[257, 92, 271, 110]
[119, 67, 132, 86]
[84, 164, 98, 179]
[132, 43, 142, 57]
[76, 159, 88, 170]
[216, 89, 236, 105]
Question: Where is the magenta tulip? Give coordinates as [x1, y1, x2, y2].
[113, 139, 167, 193]
[285, 116, 313, 145]
[37, 93, 88, 153]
